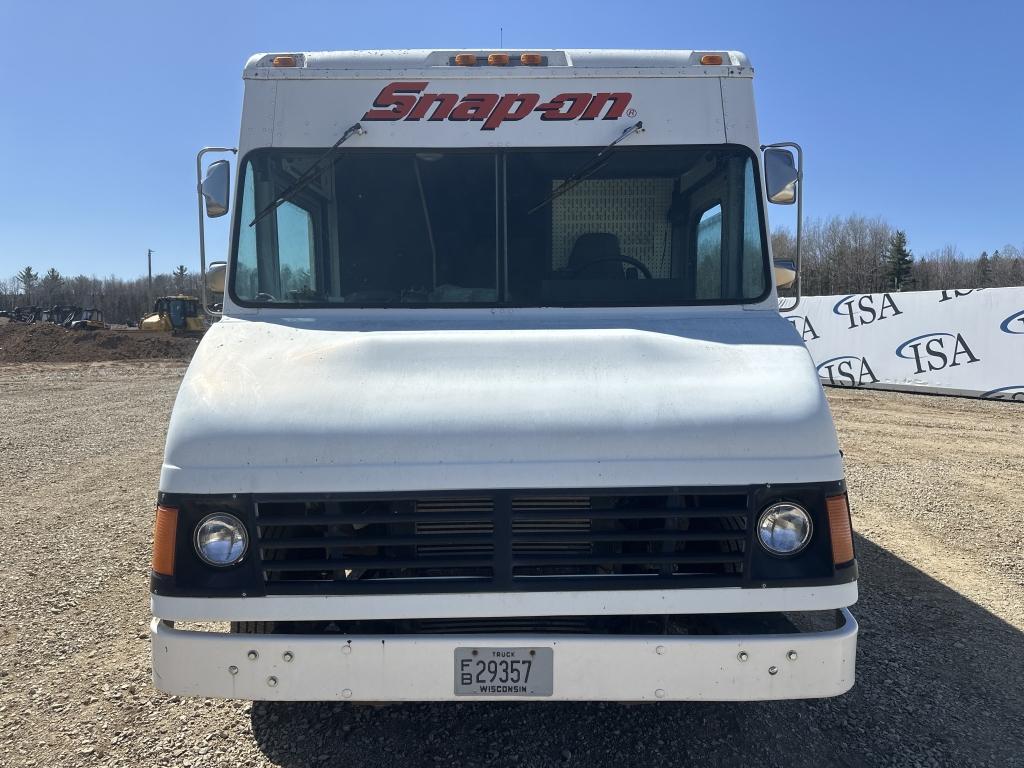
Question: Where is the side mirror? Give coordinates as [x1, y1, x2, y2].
[206, 261, 226, 294]
[201, 160, 231, 218]
[773, 259, 797, 289]
[763, 147, 798, 205]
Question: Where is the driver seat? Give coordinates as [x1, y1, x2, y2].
[568, 233, 625, 279]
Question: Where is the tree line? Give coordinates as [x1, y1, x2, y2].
[3, 216, 1022, 317]
[0, 265, 203, 324]
[771, 215, 1024, 295]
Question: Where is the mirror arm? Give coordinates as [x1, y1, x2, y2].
[761, 141, 803, 312]
[196, 146, 237, 319]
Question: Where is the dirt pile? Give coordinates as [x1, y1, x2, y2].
[0, 320, 199, 363]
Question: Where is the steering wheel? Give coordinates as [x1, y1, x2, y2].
[569, 256, 653, 280]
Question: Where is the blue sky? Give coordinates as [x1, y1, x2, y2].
[1, 0, 1021, 279]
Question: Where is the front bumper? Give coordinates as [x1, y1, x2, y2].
[151, 609, 857, 701]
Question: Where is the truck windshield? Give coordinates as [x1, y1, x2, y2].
[232, 146, 768, 307]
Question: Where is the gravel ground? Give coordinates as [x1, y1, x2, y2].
[1, 362, 1021, 768]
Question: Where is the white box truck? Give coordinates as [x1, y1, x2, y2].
[150, 48, 858, 702]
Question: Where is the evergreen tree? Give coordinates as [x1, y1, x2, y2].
[15, 266, 39, 302]
[884, 230, 914, 290]
[40, 268, 65, 303]
[172, 265, 189, 293]
[990, 249, 1004, 273]
[976, 251, 991, 287]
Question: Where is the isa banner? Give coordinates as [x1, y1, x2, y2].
[788, 287, 1024, 401]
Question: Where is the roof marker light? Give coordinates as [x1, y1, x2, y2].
[700, 54, 724, 66]
[520, 53, 544, 66]
[455, 53, 478, 66]
[271, 55, 298, 68]
[488, 52, 510, 66]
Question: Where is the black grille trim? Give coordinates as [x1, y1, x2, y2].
[253, 487, 753, 595]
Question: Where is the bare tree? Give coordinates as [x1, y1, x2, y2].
[787, 215, 894, 295]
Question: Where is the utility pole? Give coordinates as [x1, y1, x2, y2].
[147, 249, 154, 307]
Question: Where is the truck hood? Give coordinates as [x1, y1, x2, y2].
[160, 311, 842, 494]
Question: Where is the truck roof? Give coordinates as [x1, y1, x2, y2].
[243, 49, 752, 79]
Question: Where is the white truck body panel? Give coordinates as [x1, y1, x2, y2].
[153, 582, 857, 622]
[258, 76, 728, 149]
[161, 310, 840, 495]
[152, 609, 857, 701]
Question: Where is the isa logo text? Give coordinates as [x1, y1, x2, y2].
[895, 332, 979, 374]
[786, 315, 820, 342]
[832, 293, 903, 330]
[816, 355, 879, 388]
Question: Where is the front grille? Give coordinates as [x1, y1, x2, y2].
[254, 489, 749, 594]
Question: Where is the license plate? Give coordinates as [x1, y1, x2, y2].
[454, 647, 554, 696]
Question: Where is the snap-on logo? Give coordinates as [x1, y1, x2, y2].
[980, 385, 1024, 402]
[362, 81, 634, 131]
[895, 332, 980, 374]
[999, 309, 1024, 334]
[816, 355, 879, 388]
[832, 293, 903, 329]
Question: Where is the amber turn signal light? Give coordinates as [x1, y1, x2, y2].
[152, 505, 178, 576]
[826, 494, 855, 565]
[700, 54, 724, 66]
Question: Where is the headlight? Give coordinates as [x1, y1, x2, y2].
[194, 513, 249, 566]
[757, 502, 812, 556]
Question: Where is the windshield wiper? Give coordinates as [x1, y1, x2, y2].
[249, 122, 366, 227]
[526, 120, 644, 215]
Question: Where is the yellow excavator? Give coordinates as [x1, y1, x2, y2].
[139, 295, 206, 335]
